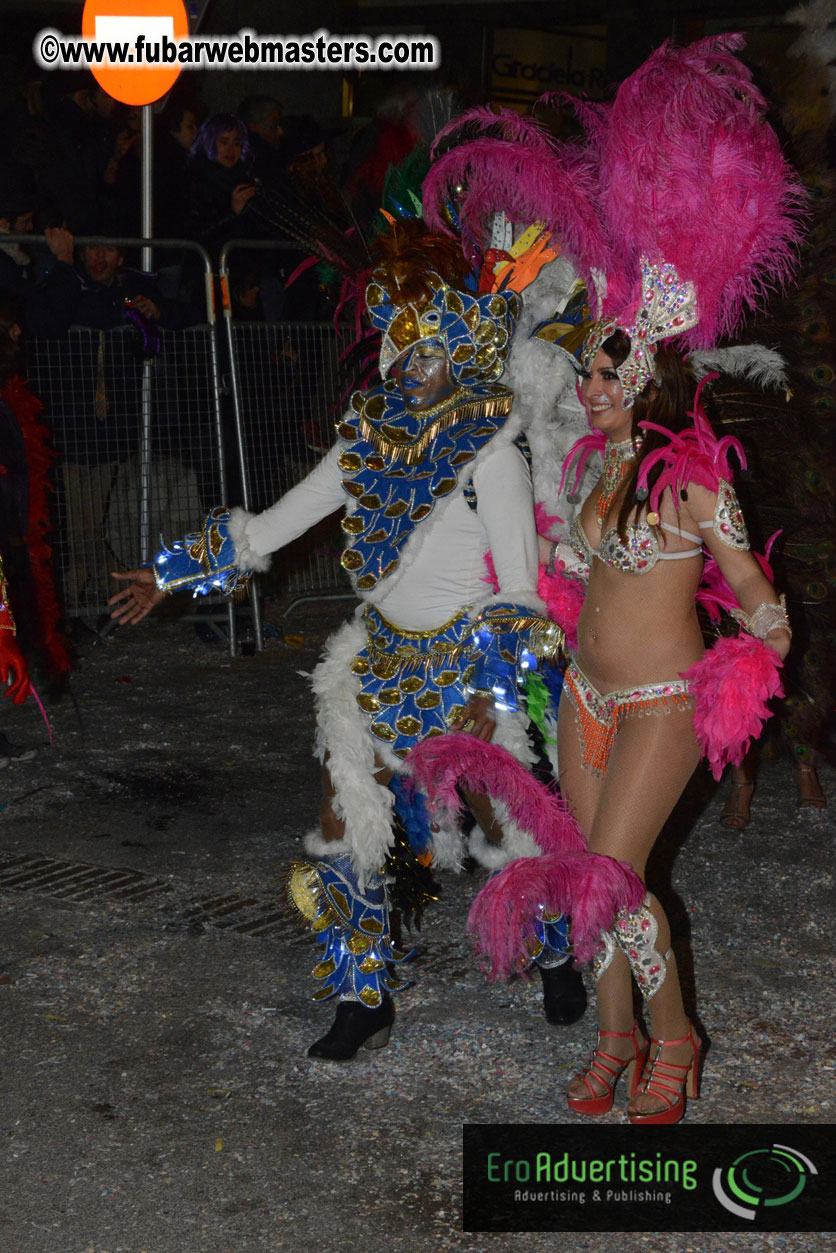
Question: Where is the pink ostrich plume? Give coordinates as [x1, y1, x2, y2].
[681, 635, 784, 781]
[468, 852, 646, 976]
[406, 734, 645, 976]
[697, 531, 780, 622]
[637, 377, 746, 514]
[422, 107, 611, 287]
[550, 34, 807, 343]
[538, 561, 585, 653]
[558, 429, 607, 498]
[614, 34, 807, 343]
[408, 733, 584, 854]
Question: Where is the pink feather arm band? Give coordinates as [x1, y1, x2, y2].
[680, 635, 784, 781]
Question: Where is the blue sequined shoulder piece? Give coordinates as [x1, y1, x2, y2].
[335, 379, 514, 592]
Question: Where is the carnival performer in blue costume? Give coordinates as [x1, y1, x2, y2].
[109, 224, 585, 1059]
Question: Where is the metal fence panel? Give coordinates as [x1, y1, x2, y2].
[228, 320, 349, 597]
[26, 324, 223, 617]
[220, 239, 357, 604]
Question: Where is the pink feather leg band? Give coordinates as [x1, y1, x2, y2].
[405, 733, 645, 974]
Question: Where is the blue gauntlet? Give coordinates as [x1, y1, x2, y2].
[152, 507, 253, 598]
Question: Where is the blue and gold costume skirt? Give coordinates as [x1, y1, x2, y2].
[350, 605, 475, 758]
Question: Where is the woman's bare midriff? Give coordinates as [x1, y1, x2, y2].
[575, 556, 706, 693]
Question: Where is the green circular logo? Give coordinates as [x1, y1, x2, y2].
[712, 1144, 817, 1221]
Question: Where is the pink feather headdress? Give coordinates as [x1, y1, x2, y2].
[421, 106, 612, 290]
[547, 33, 807, 392]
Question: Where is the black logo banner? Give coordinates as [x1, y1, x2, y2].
[463, 1124, 836, 1232]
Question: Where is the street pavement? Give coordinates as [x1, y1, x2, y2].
[1, 603, 833, 1253]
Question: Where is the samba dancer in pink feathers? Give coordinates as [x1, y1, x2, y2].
[530, 32, 804, 1124]
[550, 323, 790, 1124]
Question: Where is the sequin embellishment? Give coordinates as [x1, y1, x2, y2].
[613, 894, 669, 1001]
[713, 479, 750, 550]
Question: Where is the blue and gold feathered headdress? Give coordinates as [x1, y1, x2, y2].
[365, 268, 520, 383]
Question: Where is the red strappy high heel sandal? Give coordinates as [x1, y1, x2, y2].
[628, 1022, 701, 1125]
[567, 1022, 648, 1116]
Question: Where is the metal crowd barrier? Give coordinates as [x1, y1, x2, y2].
[219, 239, 355, 646]
[10, 235, 240, 652]
[6, 234, 360, 658]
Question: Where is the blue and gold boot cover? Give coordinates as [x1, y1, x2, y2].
[287, 852, 410, 1006]
[528, 910, 573, 971]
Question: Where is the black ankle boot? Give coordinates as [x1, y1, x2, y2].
[307, 993, 395, 1061]
[538, 960, 587, 1026]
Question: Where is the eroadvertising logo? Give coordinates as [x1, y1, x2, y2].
[712, 1142, 818, 1221]
[462, 1125, 835, 1233]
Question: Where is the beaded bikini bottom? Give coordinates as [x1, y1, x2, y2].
[564, 659, 693, 776]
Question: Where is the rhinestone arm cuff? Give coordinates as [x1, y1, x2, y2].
[466, 603, 565, 712]
[152, 507, 254, 598]
[731, 594, 792, 641]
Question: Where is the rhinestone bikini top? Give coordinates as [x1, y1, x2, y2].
[570, 515, 701, 574]
[569, 479, 748, 576]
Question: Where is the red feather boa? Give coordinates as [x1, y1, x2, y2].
[1, 376, 71, 675]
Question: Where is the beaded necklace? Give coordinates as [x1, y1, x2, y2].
[597, 436, 641, 527]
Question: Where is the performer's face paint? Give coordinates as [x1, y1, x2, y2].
[580, 348, 633, 443]
[391, 341, 457, 413]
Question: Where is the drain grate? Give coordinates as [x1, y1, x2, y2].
[0, 853, 169, 902]
[176, 893, 296, 939]
[0, 852, 297, 941]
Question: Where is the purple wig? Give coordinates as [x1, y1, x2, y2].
[190, 113, 253, 171]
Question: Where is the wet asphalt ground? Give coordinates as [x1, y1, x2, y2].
[0, 600, 833, 1253]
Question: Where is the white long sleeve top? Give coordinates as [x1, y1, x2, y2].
[240, 434, 540, 631]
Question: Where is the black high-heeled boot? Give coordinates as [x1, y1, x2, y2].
[538, 959, 587, 1026]
[307, 992, 395, 1061]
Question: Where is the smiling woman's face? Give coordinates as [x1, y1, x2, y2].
[580, 347, 634, 442]
[391, 341, 456, 413]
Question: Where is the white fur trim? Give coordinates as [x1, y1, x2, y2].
[300, 830, 352, 860]
[426, 814, 466, 873]
[492, 708, 537, 769]
[311, 616, 396, 885]
[503, 256, 599, 526]
[228, 507, 272, 573]
[467, 815, 542, 869]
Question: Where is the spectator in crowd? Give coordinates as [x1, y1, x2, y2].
[0, 162, 39, 303]
[98, 103, 143, 238]
[27, 227, 193, 609]
[236, 95, 284, 192]
[154, 92, 202, 299]
[155, 93, 200, 236]
[185, 113, 258, 258]
[28, 227, 193, 337]
[280, 116, 339, 213]
[28, 73, 98, 230]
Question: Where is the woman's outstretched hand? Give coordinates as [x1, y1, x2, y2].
[109, 569, 166, 626]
